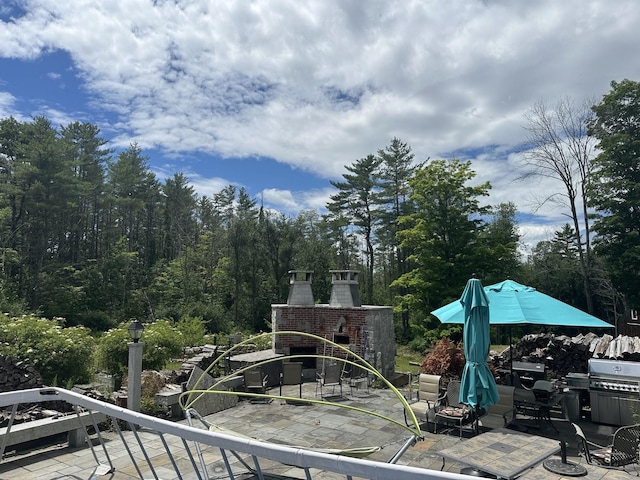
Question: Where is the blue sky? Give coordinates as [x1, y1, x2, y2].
[2, 1, 640, 254]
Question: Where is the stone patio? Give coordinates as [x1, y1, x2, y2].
[0, 381, 621, 480]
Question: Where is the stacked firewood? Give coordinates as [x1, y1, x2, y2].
[0, 355, 42, 393]
[492, 332, 640, 378]
[0, 355, 46, 426]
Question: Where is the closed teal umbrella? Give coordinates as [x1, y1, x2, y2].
[459, 277, 500, 414]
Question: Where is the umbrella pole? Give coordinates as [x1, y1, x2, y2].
[509, 326, 513, 375]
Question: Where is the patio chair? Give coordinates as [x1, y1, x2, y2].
[478, 385, 516, 430]
[243, 368, 271, 404]
[347, 362, 370, 396]
[279, 362, 303, 403]
[315, 363, 343, 398]
[573, 422, 640, 471]
[404, 374, 444, 429]
[434, 379, 474, 438]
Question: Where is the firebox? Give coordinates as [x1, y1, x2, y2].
[290, 347, 316, 370]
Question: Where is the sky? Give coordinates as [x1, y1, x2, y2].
[1, 0, 640, 255]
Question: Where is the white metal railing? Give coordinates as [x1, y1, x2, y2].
[0, 387, 468, 480]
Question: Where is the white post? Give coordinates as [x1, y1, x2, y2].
[127, 341, 144, 412]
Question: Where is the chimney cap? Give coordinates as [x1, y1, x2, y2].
[288, 270, 313, 283]
[330, 270, 359, 282]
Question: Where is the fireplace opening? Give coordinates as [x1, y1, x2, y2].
[289, 347, 316, 369]
[334, 334, 350, 345]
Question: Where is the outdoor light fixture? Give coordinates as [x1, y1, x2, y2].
[128, 319, 144, 343]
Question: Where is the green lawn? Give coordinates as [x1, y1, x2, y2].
[395, 345, 424, 373]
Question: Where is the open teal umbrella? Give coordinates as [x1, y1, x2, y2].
[432, 279, 613, 374]
[432, 279, 612, 328]
[458, 277, 499, 419]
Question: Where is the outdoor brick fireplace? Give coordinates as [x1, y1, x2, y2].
[271, 270, 395, 380]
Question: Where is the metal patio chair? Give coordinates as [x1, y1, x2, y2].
[279, 362, 303, 403]
[573, 422, 640, 472]
[243, 368, 271, 404]
[434, 379, 474, 438]
[346, 362, 370, 396]
[479, 385, 516, 430]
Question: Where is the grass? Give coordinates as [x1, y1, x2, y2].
[395, 344, 424, 373]
[491, 345, 510, 353]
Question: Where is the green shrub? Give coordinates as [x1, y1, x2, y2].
[0, 313, 95, 386]
[93, 325, 130, 378]
[176, 315, 207, 348]
[407, 336, 429, 355]
[142, 320, 184, 370]
[94, 320, 184, 377]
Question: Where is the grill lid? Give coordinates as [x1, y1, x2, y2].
[588, 358, 640, 378]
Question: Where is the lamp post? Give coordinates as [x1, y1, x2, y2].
[127, 319, 144, 412]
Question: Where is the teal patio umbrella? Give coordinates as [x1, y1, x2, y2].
[432, 279, 613, 373]
[432, 279, 612, 328]
[458, 277, 500, 420]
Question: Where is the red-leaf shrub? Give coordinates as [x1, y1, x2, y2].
[421, 338, 465, 380]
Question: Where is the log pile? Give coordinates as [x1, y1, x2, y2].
[0, 356, 108, 426]
[0, 355, 42, 393]
[492, 332, 640, 378]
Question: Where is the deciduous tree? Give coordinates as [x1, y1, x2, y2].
[588, 79, 640, 306]
[520, 97, 596, 313]
[393, 159, 491, 334]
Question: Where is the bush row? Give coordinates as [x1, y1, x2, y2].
[0, 313, 208, 387]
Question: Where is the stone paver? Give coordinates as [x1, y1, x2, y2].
[0, 382, 617, 479]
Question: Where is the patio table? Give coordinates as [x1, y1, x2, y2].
[436, 428, 561, 480]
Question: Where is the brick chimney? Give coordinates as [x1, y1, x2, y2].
[286, 270, 315, 305]
[329, 270, 361, 307]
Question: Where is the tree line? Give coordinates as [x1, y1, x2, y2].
[0, 79, 638, 348]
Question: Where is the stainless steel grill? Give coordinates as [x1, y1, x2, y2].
[588, 358, 640, 426]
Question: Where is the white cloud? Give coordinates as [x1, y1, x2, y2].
[0, 92, 18, 118]
[261, 188, 300, 212]
[300, 188, 334, 212]
[188, 174, 233, 200]
[152, 164, 233, 199]
[1, 0, 640, 252]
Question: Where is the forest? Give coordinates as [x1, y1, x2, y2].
[0, 79, 638, 351]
